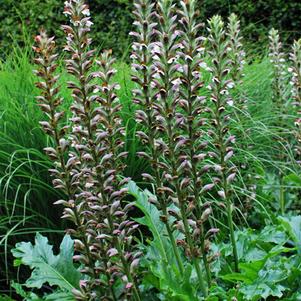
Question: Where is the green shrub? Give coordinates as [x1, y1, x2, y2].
[200, 0, 301, 53]
[1, 0, 301, 58]
[0, 0, 132, 57]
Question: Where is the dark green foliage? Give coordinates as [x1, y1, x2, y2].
[1, 0, 301, 58]
[200, 0, 301, 54]
[0, 0, 132, 58]
[12, 233, 80, 300]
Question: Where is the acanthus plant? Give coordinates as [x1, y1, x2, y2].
[33, 0, 250, 298]
[227, 13, 246, 112]
[268, 28, 289, 215]
[130, 0, 185, 280]
[132, 0, 221, 297]
[226, 14, 257, 216]
[176, 0, 215, 287]
[289, 39, 301, 161]
[268, 28, 287, 112]
[206, 15, 239, 272]
[33, 31, 99, 300]
[148, 0, 211, 296]
[34, 0, 141, 300]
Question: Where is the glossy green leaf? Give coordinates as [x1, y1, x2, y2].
[12, 233, 80, 294]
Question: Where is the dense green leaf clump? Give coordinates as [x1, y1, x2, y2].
[1, 0, 301, 58]
[0, 0, 132, 58]
[2, 0, 301, 299]
[12, 233, 80, 300]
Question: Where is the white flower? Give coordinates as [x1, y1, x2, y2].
[82, 8, 90, 16]
[153, 72, 161, 79]
[86, 20, 93, 28]
[192, 71, 201, 79]
[227, 99, 234, 106]
[226, 82, 235, 89]
[220, 89, 229, 95]
[177, 43, 185, 50]
[197, 47, 205, 53]
[175, 65, 184, 73]
[185, 54, 193, 61]
[199, 62, 208, 69]
[130, 53, 137, 60]
[172, 78, 182, 90]
[151, 44, 161, 55]
[168, 57, 177, 64]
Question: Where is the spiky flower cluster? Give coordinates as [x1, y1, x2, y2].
[132, 0, 188, 281]
[289, 39, 301, 157]
[269, 28, 287, 109]
[150, 0, 209, 294]
[132, 0, 213, 296]
[131, 0, 243, 296]
[227, 13, 246, 109]
[289, 39, 301, 106]
[206, 15, 239, 272]
[227, 14, 245, 85]
[33, 31, 99, 299]
[34, 1, 141, 300]
[35, 0, 248, 298]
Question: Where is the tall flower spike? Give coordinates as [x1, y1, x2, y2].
[94, 52, 142, 301]
[177, 0, 213, 286]
[269, 28, 288, 215]
[289, 39, 301, 159]
[152, 0, 208, 296]
[269, 28, 287, 111]
[206, 15, 239, 272]
[63, 1, 141, 300]
[33, 31, 98, 301]
[227, 13, 246, 110]
[289, 39, 301, 106]
[62, 2, 112, 300]
[131, 0, 159, 186]
[131, 0, 185, 277]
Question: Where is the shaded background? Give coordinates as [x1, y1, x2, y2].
[1, 0, 301, 57]
[1, 0, 301, 299]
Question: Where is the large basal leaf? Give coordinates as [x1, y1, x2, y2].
[44, 291, 76, 301]
[11, 282, 42, 301]
[241, 282, 286, 301]
[0, 296, 16, 301]
[279, 216, 301, 253]
[127, 181, 198, 300]
[223, 258, 288, 300]
[127, 180, 166, 240]
[220, 223, 297, 301]
[12, 233, 80, 293]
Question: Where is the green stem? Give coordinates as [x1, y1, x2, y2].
[225, 195, 239, 272]
[280, 172, 285, 215]
[179, 204, 208, 297]
[139, 21, 184, 275]
[162, 205, 185, 274]
[214, 41, 239, 273]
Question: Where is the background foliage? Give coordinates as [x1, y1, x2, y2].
[1, 0, 301, 299]
[0, 0, 132, 58]
[1, 0, 301, 57]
